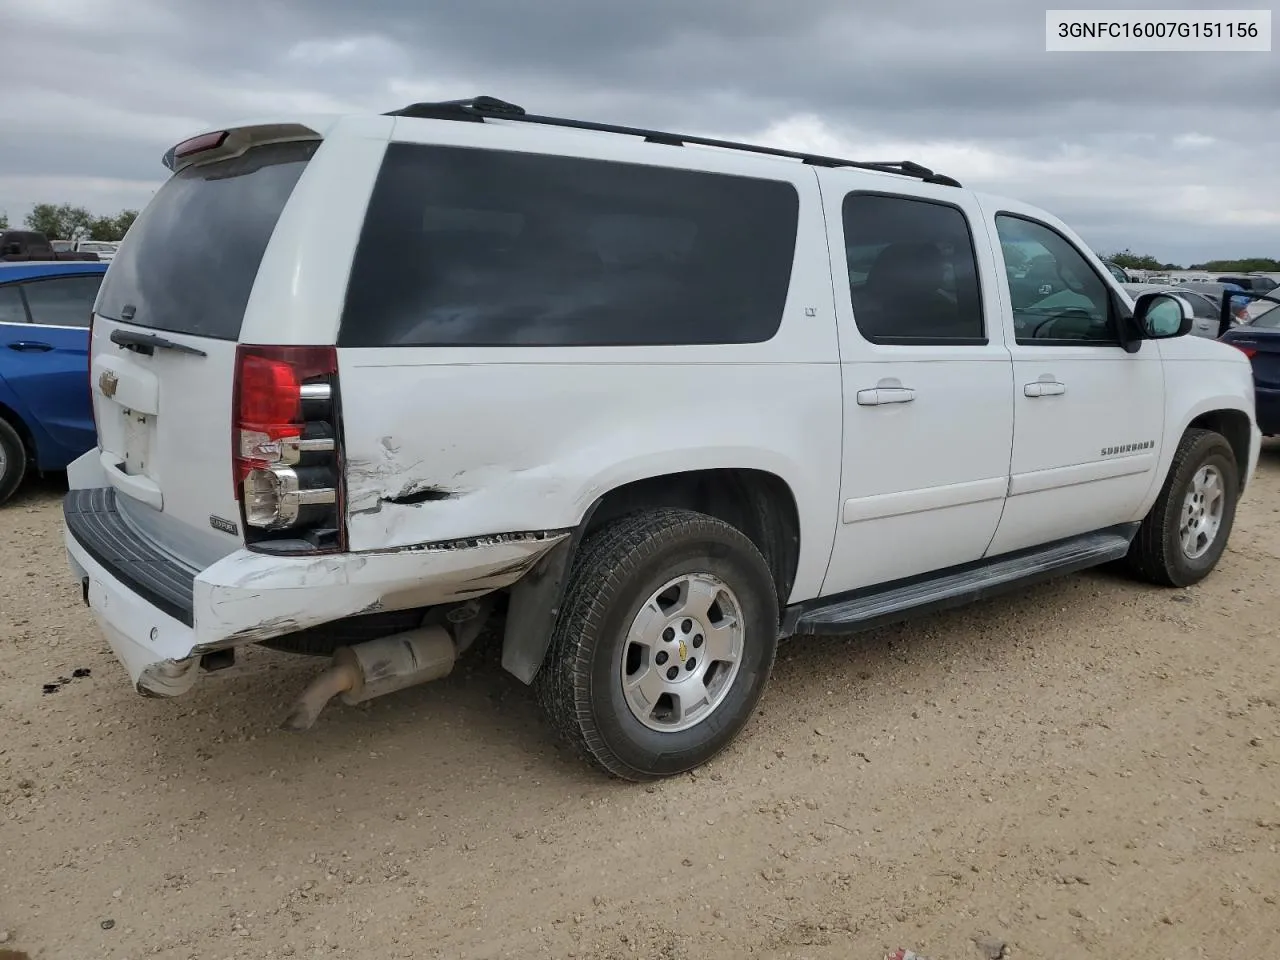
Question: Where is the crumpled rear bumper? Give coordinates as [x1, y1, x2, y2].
[64, 486, 568, 697]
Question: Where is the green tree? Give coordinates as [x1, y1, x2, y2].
[24, 202, 94, 240]
[1192, 257, 1280, 273]
[86, 209, 138, 241]
[113, 209, 138, 238]
[0, 210, 8, 230]
[1105, 249, 1184, 272]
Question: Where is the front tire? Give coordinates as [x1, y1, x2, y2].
[0, 418, 28, 506]
[1124, 428, 1239, 587]
[536, 508, 779, 781]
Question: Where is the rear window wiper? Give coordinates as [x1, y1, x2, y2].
[108, 327, 207, 357]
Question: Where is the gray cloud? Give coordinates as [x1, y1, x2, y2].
[1, 0, 1275, 263]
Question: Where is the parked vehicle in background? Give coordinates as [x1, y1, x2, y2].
[1126, 281, 1244, 337]
[50, 239, 74, 253]
[0, 261, 107, 503]
[1216, 274, 1278, 295]
[0, 230, 100, 262]
[1123, 283, 1244, 338]
[1179, 280, 1251, 320]
[75, 240, 120, 261]
[61, 96, 1259, 781]
[1220, 294, 1280, 435]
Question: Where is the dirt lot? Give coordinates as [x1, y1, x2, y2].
[2, 452, 1279, 960]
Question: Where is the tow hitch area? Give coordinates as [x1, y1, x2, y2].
[281, 625, 457, 730]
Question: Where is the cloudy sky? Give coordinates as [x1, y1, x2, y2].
[0, 0, 1275, 264]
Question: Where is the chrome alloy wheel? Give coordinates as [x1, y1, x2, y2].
[1180, 463, 1225, 560]
[619, 572, 745, 733]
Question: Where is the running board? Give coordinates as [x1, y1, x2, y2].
[785, 528, 1136, 637]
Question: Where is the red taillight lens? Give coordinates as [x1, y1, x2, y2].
[237, 354, 303, 432]
[174, 130, 229, 159]
[1231, 344, 1257, 358]
[232, 345, 344, 553]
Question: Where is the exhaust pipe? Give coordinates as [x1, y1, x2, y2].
[281, 625, 456, 730]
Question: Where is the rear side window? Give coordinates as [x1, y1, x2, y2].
[95, 139, 318, 340]
[22, 275, 102, 327]
[0, 285, 24, 324]
[338, 144, 800, 347]
[842, 193, 985, 344]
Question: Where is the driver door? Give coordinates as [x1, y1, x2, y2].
[981, 201, 1165, 556]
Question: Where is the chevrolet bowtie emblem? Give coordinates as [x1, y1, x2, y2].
[99, 371, 119, 398]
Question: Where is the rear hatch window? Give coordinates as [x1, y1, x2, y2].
[95, 139, 319, 340]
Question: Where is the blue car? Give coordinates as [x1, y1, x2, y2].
[0, 260, 107, 504]
[1220, 294, 1280, 437]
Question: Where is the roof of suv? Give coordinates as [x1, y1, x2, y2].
[172, 97, 967, 190]
[170, 97, 1088, 252]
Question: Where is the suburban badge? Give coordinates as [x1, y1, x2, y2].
[209, 515, 239, 536]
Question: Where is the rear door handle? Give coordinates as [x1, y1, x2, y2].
[857, 386, 916, 406]
[1024, 380, 1066, 397]
[7, 341, 53, 352]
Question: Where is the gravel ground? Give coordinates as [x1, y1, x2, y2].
[2, 449, 1279, 960]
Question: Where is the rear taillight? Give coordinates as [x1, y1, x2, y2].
[232, 345, 345, 554]
[1230, 344, 1258, 358]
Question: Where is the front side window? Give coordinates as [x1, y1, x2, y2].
[21, 275, 102, 327]
[339, 144, 800, 347]
[842, 193, 985, 344]
[995, 215, 1116, 345]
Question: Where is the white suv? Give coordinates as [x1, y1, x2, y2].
[64, 96, 1260, 781]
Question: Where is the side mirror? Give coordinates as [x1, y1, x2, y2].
[1133, 291, 1194, 339]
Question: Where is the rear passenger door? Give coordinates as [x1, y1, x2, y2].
[817, 181, 1014, 595]
[0, 275, 97, 459]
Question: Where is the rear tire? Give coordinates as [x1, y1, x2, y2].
[535, 508, 779, 781]
[0, 418, 27, 506]
[1124, 428, 1238, 587]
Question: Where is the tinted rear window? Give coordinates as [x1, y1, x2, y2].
[95, 139, 318, 340]
[338, 143, 799, 347]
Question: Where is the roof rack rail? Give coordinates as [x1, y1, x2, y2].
[384, 96, 963, 188]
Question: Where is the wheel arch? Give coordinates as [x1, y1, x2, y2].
[1185, 407, 1252, 493]
[0, 396, 37, 463]
[500, 467, 803, 684]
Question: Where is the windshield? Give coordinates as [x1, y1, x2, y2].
[95, 138, 318, 339]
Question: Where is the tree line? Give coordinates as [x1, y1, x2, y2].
[0, 204, 139, 242]
[1104, 249, 1279, 274]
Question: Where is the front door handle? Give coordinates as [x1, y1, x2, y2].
[857, 386, 916, 406]
[1024, 380, 1066, 397]
[7, 341, 53, 352]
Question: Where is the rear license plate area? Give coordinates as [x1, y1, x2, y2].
[120, 410, 152, 476]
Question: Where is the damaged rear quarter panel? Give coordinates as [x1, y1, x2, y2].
[335, 351, 843, 602]
[191, 532, 568, 647]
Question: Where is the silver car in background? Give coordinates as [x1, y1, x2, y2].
[1122, 282, 1248, 338]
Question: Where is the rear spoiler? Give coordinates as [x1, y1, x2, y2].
[162, 122, 323, 173]
[1219, 290, 1280, 338]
